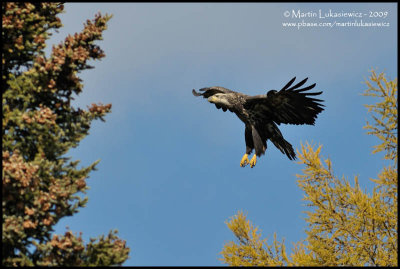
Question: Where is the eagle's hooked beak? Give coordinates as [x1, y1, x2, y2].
[208, 96, 218, 103]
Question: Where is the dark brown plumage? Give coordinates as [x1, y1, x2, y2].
[192, 77, 324, 167]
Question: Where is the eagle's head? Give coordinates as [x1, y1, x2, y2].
[207, 93, 233, 107]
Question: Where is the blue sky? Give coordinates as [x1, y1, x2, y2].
[49, 3, 397, 266]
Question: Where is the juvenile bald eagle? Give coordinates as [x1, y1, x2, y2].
[192, 77, 324, 168]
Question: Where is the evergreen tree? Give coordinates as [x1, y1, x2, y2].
[2, 3, 130, 266]
[220, 70, 397, 266]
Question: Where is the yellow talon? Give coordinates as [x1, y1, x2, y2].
[250, 154, 257, 168]
[240, 154, 249, 167]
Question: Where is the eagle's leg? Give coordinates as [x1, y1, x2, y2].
[240, 153, 250, 167]
[242, 126, 253, 167]
[249, 154, 257, 168]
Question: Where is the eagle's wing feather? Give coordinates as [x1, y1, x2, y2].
[244, 77, 324, 125]
[192, 86, 236, 98]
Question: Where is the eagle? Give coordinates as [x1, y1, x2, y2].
[192, 77, 324, 168]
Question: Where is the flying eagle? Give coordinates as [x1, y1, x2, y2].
[192, 77, 324, 168]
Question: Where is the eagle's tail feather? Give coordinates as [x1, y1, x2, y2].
[265, 122, 296, 160]
[271, 137, 296, 160]
[251, 125, 266, 157]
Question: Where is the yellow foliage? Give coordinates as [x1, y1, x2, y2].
[221, 70, 397, 266]
[220, 211, 290, 266]
[363, 70, 398, 162]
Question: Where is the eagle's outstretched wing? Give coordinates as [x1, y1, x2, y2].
[192, 86, 237, 112]
[192, 86, 236, 98]
[243, 77, 324, 125]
